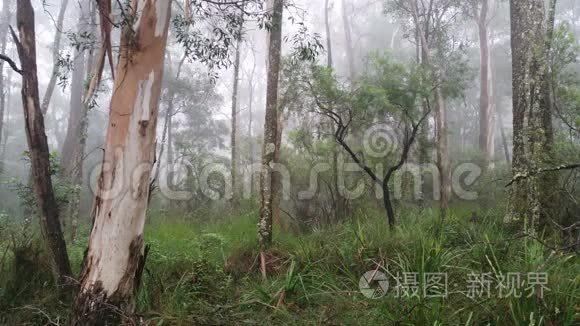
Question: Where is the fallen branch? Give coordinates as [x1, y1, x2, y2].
[505, 164, 580, 187]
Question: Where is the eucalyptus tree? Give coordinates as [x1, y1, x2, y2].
[507, 0, 559, 230]
[0, 0, 73, 287]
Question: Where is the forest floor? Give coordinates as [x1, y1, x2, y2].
[0, 206, 578, 325]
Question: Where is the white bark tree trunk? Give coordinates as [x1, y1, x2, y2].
[72, 1, 172, 324]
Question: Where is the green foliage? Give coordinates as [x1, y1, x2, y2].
[1, 207, 578, 324]
[3, 151, 76, 218]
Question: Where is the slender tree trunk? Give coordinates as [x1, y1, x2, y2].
[248, 62, 255, 164]
[231, 15, 244, 208]
[0, 1, 12, 165]
[40, 0, 69, 115]
[72, 1, 171, 323]
[259, 0, 283, 278]
[325, 0, 333, 68]
[411, 0, 449, 217]
[61, 13, 87, 171]
[341, 0, 355, 83]
[382, 182, 395, 228]
[0, 67, 12, 169]
[478, 0, 494, 168]
[435, 88, 450, 219]
[166, 54, 185, 212]
[11, 0, 73, 286]
[66, 3, 98, 243]
[272, 112, 284, 228]
[497, 108, 511, 165]
[325, 0, 344, 221]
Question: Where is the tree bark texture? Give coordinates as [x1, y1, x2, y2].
[13, 0, 73, 286]
[507, 0, 555, 230]
[72, 1, 172, 324]
[258, 0, 283, 254]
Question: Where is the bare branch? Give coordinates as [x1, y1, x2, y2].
[506, 164, 580, 187]
[0, 53, 22, 75]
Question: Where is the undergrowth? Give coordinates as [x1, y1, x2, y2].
[0, 207, 578, 325]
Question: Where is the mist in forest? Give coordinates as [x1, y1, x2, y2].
[0, 0, 578, 324]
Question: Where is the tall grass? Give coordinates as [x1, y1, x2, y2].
[0, 207, 578, 325]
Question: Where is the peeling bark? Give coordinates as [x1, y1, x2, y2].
[72, 0, 172, 323]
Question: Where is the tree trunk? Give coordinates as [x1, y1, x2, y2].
[230, 16, 244, 208]
[0, 68, 12, 170]
[478, 0, 494, 168]
[40, 0, 69, 115]
[497, 108, 511, 165]
[411, 0, 449, 218]
[12, 0, 73, 286]
[259, 0, 283, 277]
[341, 0, 355, 83]
[382, 182, 395, 229]
[435, 88, 450, 219]
[248, 62, 255, 164]
[0, 1, 12, 173]
[72, 1, 171, 324]
[507, 0, 555, 230]
[272, 113, 284, 228]
[325, 0, 333, 68]
[325, 0, 345, 221]
[166, 54, 185, 212]
[66, 2, 98, 243]
[61, 9, 87, 172]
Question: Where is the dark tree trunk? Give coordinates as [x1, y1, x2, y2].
[12, 0, 72, 286]
[259, 0, 283, 278]
[383, 183, 395, 229]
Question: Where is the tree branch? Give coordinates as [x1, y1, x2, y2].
[506, 164, 580, 187]
[0, 53, 22, 75]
